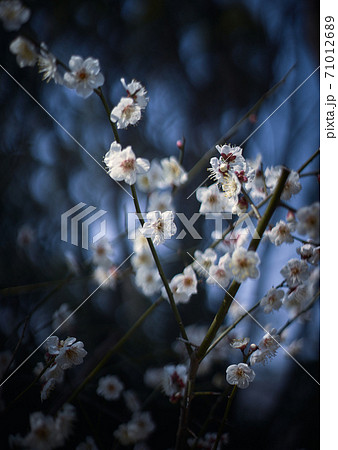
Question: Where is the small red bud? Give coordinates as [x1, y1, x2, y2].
[286, 210, 296, 222]
[176, 139, 184, 150]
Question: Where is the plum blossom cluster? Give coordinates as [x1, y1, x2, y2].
[36, 336, 87, 401]
[9, 404, 76, 450]
[111, 78, 149, 128]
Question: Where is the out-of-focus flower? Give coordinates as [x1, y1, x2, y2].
[9, 36, 37, 67]
[296, 244, 320, 265]
[192, 248, 217, 278]
[52, 303, 74, 331]
[135, 267, 161, 296]
[64, 56, 104, 98]
[148, 191, 174, 212]
[93, 265, 118, 289]
[97, 375, 124, 400]
[160, 156, 187, 187]
[162, 364, 187, 403]
[104, 141, 150, 185]
[140, 210, 176, 245]
[196, 183, 234, 213]
[265, 167, 302, 200]
[0, 0, 30, 31]
[206, 261, 231, 288]
[260, 288, 284, 313]
[225, 363, 255, 389]
[296, 202, 320, 241]
[38, 48, 62, 84]
[136, 160, 164, 192]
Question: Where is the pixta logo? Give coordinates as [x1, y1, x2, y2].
[61, 203, 107, 249]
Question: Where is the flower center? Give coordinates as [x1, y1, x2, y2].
[121, 158, 135, 171]
[183, 277, 193, 287]
[77, 69, 89, 81]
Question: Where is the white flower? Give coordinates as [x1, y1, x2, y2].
[230, 337, 250, 350]
[54, 337, 87, 370]
[296, 244, 320, 265]
[211, 227, 249, 253]
[104, 142, 150, 185]
[0, 0, 30, 31]
[52, 303, 74, 331]
[91, 237, 113, 266]
[162, 364, 187, 403]
[136, 160, 164, 192]
[43, 362, 65, 384]
[132, 229, 150, 253]
[97, 375, 124, 400]
[224, 247, 260, 282]
[114, 424, 134, 446]
[131, 249, 154, 270]
[250, 329, 280, 365]
[225, 363, 255, 389]
[24, 412, 58, 450]
[9, 36, 37, 67]
[93, 265, 118, 289]
[140, 210, 176, 245]
[76, 436, 98, 450]
[267, 220, 295, 246]
[148, 191, 174, 212]
[260, 288, 284, 313]
[38, 48, 62, 84]
[206, 261, 231, 288]
[110, 97, 142, 128]
[163, 266, 198, 304]
[265, 167, 302, 200]
[283, 283, 312, 310]
[296, 202, 320, 241]
[192, 248, 217, 277]
[135, 267, 161, 296]
[215, 144, 246, 173]
[208, 158, 242, 202]
[63, 56, 104, 98]
[280, 258, 309, 288]
[143, 367, 163, 388]
[120, 78, 149, 109]
[196, 183, 234, 213]
[127, 411, 155, 442]
[160, 156, 187, 187]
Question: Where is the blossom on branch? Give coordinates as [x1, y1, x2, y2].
[140, 210, 176, 245]
[226, 363, 255, 389]
[64, 56, 104, 98]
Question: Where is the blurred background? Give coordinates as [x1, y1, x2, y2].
[0, 0, 319, 449]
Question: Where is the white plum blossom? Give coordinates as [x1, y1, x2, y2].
[110, 97, 142, 129]
[45, 336, 87, 370]
[9, 36, 37, 67]
[114, 412, 155, 445]
[211, 227, 249, 252]
[206, 261, 231, 288]
[266, 220, 295, 246]
[140, 210, 176, 245]
[265, 167, 301, 200]
[63, 56, 104, 98]
[38, 48, 62, 84]
[160, 156, 187, 187]
[0, 0, 30, 31]
[230, 337, 250, 350]
[283, 283, 313, 310]
[104, 141, 150, 185]
[76, 436, 98, 450]
[296, 244, 320, 265]
[226, 363, 255, 389]
[135, 267, 161, 296]
[208, 159, 242, 202]
[93, 265, 118, 289]
[250, 329, 281, 365]
[143, 367, 163, 388]
[280, 258, 309, 288]
[260, 288, 284, 313]
[136, 160, 164, 192]
[296, 202, 320, 241]
[163, 265, 198, 304]
[224, 247, 260, 282]
[196, 183, 234, 213]
[214, 144, 246, 174]
[162, 364, 187, 403]
[97, 375, 124, 400]
[148, 191, 174, 212]
[192, 248, 217, 277]
[54, 403, 76, 443]
[91, 237, 114, 266]
[120, 78, 149, 109]
[19, 412, 58, 450]
[131, 249, 154, 270]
